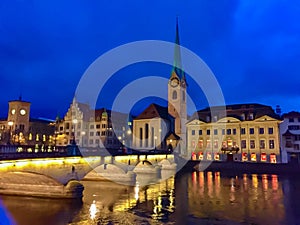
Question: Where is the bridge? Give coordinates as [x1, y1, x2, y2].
[0, 152, 176, 199]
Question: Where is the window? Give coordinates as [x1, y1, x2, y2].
[233, 129, 236, 135]
[96, 124, 100, 129]
[198, 140, 203, 148]
[249, 128, 254, 135]
[226, 129, 231, 135]
[289, 118, 294, 122]
[206, 140, 211, 148]
[66, 123, 70, 129]
[249, 113, 254, 120]
[59, 126, 63, 131]
[288, 125, 300, 130]
[241, 128, 246, 135]
[214, 129, 218, 135]
[19, 124, 25, 131]
[101, 131, 106, 136]
[259, 128, 264, 134]
[172, 90, 177, 100]
[241, 140, 246, 148]
[102, 124, 106, 129]
[260, 140, 265, 149]
[269, 140, 275, 149]
[191, 130, 195, 135]
[96, 132, 100, 136]
[90, 125, 94, 129]
[206, 129, 210, 135]
[198, 130, 202, 135]
[90, 132, 94, 136]
[268, 127, 273, 134]
[250, 140, 255, 149]
[89, 139, 93, 144]
[77, 123, 81, 129]
[214, 140, 218, 148]
[182, 91, 185, 101]
[95, 139, 100, 145]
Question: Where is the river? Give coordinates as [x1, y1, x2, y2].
[1, 170, 300, 225]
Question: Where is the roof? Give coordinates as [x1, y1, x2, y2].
[191, 103, 280, 122]
[282, 111, 300, 118]
[135, 103, 170, 120]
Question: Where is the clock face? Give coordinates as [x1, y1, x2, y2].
[170, 78, 179, 87]
[20, 109, 26, 115]
[11, 109, 16, 115]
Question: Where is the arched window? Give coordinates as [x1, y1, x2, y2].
[172, 90, 177, 100]
[182, 91, 185, 101]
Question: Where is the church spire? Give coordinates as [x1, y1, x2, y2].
[171, 17, 186, 85]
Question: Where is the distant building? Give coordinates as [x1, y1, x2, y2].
[280, 111, 300, 163]
[56, 98, 131, 150]
[0, 98, 55, 149]
[187, 104, 282, 163]
[132, 19, 187, 155]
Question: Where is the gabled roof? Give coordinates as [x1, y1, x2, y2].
[135, 103, 170, 120]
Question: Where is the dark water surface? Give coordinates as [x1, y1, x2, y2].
[1, 171, 300, 225]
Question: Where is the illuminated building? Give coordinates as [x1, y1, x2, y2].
[56, 98, 132, 150]
[0, 97, 55, 147]
[280, 111, 300, 163]
[132, 19, 187, 154]
[187, 104, 281, 162]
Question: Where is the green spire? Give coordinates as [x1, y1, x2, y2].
[171, 17, 186, 85]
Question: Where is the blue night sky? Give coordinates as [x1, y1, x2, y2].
[0, 0, 299, 119]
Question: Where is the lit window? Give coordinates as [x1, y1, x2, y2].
[270, 153, 277, 163]
[251, 153, 257, 161]
[261, 153, 267, 162]
[36, 134, 39, 141]
[43, 135, 46, 142]
[29, 133, 32, 141]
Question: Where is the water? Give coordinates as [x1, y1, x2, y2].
[1, 171, 300, 225]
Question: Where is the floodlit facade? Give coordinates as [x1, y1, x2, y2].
[0, 98, 55, 149]
[187, 104, 282, 163]
[56, 98, 131, 150]
[280, 111, 300, 163]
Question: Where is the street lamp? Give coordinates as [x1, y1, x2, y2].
[72, 119, 78, 145]
[81, 131, 86, 147]
[154, 136, 157, 150]
[7, 121, 14, 145]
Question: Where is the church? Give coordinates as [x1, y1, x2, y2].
[132, 19, 187, 156]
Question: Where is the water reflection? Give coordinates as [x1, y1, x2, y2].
[2, 172, 300, 224]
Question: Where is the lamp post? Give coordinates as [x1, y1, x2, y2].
[7, 121, 14, 145]
[72, 119, 78, 145]
[81, 131, 86, 147]
[154, 136, 157, 150]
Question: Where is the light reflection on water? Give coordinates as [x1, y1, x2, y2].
[1, 171, 300, 224]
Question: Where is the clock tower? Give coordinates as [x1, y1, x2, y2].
[7, 97, 31, 135]
[168, 18, 187, 155]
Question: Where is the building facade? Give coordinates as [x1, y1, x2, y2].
[187, 104, 282, 163]
[56, 98, 131, 150]
[280, 111, 300, 163]
[0, 98, 55, 151]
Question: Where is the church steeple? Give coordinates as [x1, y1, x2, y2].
[171, 17, 186, 86]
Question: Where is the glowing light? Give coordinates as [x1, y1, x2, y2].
[134, 183, 139, 201]
[89, 200, 97, 220]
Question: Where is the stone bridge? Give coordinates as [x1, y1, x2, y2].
[0, 154, 176, 199]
